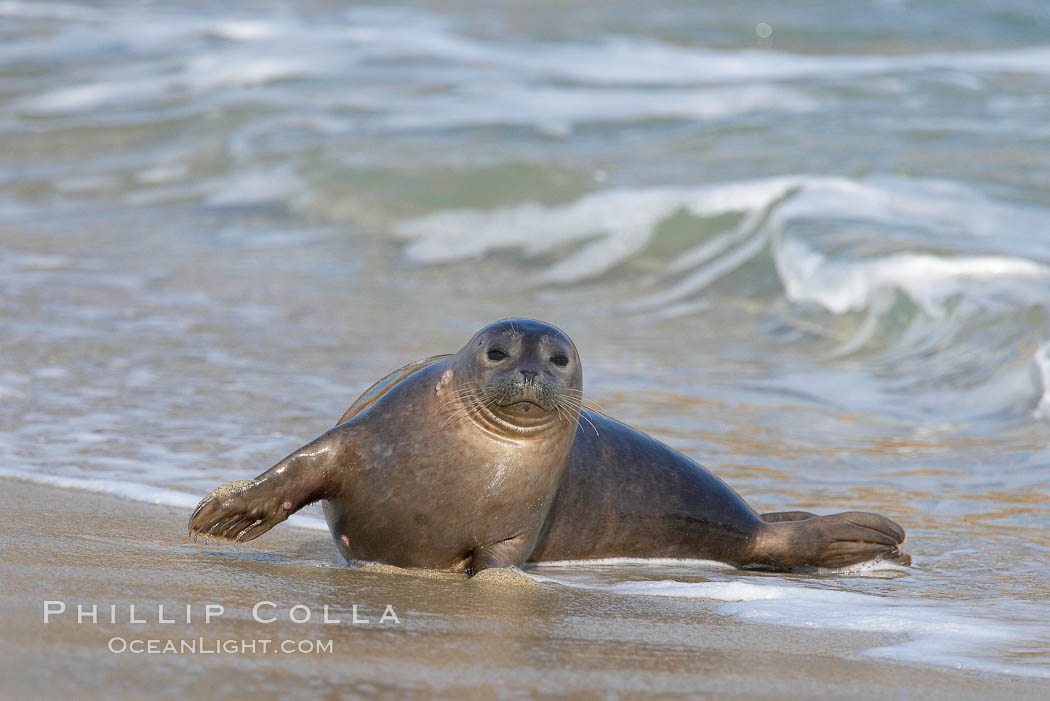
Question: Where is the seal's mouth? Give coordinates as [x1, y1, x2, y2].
[503, 400, 542, 412]
[488, 379, 560, 415]
[495, 393, 552, 414]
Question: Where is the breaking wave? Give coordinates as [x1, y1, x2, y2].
[397, 174, 1050, 314]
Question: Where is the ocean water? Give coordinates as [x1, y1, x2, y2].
[1, 0, 1049, 680]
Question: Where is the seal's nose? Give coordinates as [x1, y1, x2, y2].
[520, 369, 537, 384]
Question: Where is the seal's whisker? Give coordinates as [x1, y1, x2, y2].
[438, 395, 469, 410]
[440, 407, 469, 429]
[441, 390, 490, 428]
[440, 391, 477, 406]
[549, 397, 586, 435]
[553, 394, 583, 414]
[438, 385, 496, 411]
[566, 408, 586, 436]
[558, 402, 583, 434]
[577, 410, 600, 437]
[559, 389, 603, 413]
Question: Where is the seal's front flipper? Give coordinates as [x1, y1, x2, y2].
[760, 510, 818, 523]
[752, 511, 910, 570]
[467, 535, 530, 577]
[188, 478, 292, 542]
[188, 430, 342, 543]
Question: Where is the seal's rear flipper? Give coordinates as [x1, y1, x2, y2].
[751, 511, 910, 570]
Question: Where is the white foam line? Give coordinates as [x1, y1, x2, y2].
[522, 570, 1049, 678]
[530, 556, 907, 575]
[815, 558, 911, 576]
[529, 557, 735, 569]
[0, 468, 329, 531]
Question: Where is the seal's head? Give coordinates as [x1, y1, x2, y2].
[451, 318, 582, 433]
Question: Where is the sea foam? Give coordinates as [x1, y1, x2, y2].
[527, 569, 1050, 679]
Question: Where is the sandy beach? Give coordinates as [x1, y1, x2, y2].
[1, 477, 1045, 699]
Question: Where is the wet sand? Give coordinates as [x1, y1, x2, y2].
[1, 478, 1046, 699]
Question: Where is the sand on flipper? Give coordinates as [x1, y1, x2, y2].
[468, 567, 539, 588]
[352, 562, 463, 580]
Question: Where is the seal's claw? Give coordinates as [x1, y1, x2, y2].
[234, 518, 267, 543]
[891, 550, 912, 567]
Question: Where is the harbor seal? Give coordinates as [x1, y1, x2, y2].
[189, 318, 583, 574]
[190, 319, 909, 573]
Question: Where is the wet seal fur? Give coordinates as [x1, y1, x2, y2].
[190, 318, 909, 575]
[190, 319, 583, 575]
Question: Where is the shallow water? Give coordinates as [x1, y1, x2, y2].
[1, 0, 1048, 680]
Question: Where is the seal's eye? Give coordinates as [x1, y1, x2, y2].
[550, 354, 569, 367]
[487, 348, 508, 361]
